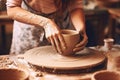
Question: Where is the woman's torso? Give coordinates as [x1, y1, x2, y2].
[6, 0, 83, 54]
[7, 0, 69, 54]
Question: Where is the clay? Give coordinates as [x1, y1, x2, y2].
[91, 70, 120, 80]
[103, 38, 114, 51]
[60, 29, 80, 56]
[24, 46, 107, 74]
[0, 68, 29, 80]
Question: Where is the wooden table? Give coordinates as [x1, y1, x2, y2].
[109, 9, 120, 17]
[0, 45, 120, 80]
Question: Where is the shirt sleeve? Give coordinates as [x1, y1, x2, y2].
[6, 0, 22, 8]
[68, 0, 83, 12]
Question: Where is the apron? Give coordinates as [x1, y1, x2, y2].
[10, 0, 73, 54]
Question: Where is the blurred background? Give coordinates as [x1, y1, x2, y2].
[0, 0, 120, 55]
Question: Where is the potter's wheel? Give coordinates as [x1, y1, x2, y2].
[24, 46, 107, 74]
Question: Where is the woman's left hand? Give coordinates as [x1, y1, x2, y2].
[70, 8, 88, 53]
[73, 30, 88, 52]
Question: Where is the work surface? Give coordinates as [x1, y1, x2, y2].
[0, 45, 120, 80]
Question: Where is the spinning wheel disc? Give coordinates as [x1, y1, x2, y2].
[24, 46, 107, 74]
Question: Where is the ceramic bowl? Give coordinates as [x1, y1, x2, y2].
[0, 68, 29, 80]
[61, 29, 80, 56]
[91, 70, 120, 80]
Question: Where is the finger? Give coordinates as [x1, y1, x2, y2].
[73, 45, 85, 52]
[76, 39, 88, 48]
[49, 36, 58, 53]
[58, 33, 67, 49]
[76, 35, 88, 47]
[53, 34, 62, 54]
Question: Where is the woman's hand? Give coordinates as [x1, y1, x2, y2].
[44, 19, 66, 54]
[70, 8, 88, 53]
[73, 30, 88, 53]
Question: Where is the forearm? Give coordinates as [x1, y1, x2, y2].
[70, 8, 86, 32]
[7, 7, 50, 27]
[70, 8, 88, 51]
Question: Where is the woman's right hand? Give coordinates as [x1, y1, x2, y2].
[44, 19, 66, 54]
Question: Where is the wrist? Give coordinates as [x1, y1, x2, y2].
[43, 19, 51, 30]
[38, 17, 51, 28]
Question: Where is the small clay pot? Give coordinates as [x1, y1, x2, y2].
[91, 70, 120, 80]
[0, 68, 29, 80]
[61, 29, 80, 56]
[104, 38, 114, 51]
